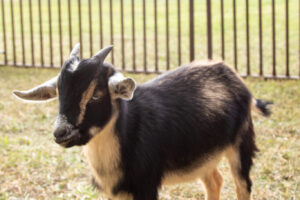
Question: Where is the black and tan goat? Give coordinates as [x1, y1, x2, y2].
[13, 44, 272, 200]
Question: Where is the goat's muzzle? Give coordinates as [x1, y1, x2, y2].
[53, 126, 92, 148]
[53, 125, 79, 147]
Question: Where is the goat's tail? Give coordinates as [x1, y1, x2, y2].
[252, 98, 273, 117]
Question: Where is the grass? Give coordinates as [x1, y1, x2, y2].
[0, 0, 299, 76]
[0, 0, 299, 199]
[0, 66, 299, 199]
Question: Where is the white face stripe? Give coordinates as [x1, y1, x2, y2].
[53, 114, 73, 130]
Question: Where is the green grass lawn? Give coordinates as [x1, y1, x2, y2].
[0, 0, 299, 76]
[0, 66, 299, 199]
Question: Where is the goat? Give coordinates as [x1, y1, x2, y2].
[13, 44, 272, 200]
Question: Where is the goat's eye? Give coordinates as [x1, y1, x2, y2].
[92, 94, 102, 101]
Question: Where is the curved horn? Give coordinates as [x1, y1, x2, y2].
[93, 45, 113, 63]
[13, 76, 58, 101]
[70, 43, 80, 58]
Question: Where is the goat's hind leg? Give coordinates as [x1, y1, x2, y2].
[200, 168, 223, 200]
[226, 125, 257, 200]
[226, 147, 251, 200]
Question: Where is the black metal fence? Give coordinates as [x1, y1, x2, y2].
[0, 0, 299, 79]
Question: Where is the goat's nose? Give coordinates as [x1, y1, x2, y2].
[53, 126, 69, 138]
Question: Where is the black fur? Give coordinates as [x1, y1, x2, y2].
[56, 59, 114, 147]
[255, 99, 273, 117]
[238, 115, 258, 192]
[112, 63, 255, 199]
[55, 60, 267, 199]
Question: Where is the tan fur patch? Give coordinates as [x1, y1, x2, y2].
[201, 80, 230, 118]
[225, 146, 251, 200]
[77, 80, 97, 125]
[83, 112, 131, 199]
[162, 150, 225, 185]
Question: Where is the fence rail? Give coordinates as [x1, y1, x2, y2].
[0, 0, 299, 79]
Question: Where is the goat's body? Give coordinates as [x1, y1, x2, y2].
[85, 62, 257, 200]
[14, 45, 269, 200]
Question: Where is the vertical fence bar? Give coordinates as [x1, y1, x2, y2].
[285, 0, 289, 77]
[29, 0, 34, 66]
[10, 0, 16, 64]
[246, 0, 250, 75]
[1, 0, 7, 64]
[48, 0, 53, 67]
[189, 0, 194, 61]
[143, 0, 147, 72]
[272, 0, 276, 77]
[58, 0, 63, 65]
[19, 0, 25, 65]
[110, 0, 114, 64]
[121, 0, 125, 70]
[99, 0, 103, 48]
[166, 0, 169, 70]
[221, 0, 225, 60]
[233, 0, 237, 70]
[258, 0, 263, 76]
[38, 0, 44, 66]
[68, 0, 72, 51]
[177, 0, 181, 66]
[132, 0, 136, 71]
[89, 0, 93, 57]
[299, 0, 300, 77]
[206, 0, 212, 59]
[154, 0, 158, 72]
[78, 0, 82, 58]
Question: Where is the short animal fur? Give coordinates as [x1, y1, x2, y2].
[14, 44, 272, 200]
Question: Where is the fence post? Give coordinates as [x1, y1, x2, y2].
[48, 0, 53, 67]
[10, 0, 16, 65]
[154, 0, 158, 71]
[206, 0, 212, 59]
[285, 0, 289, 77]
[29, 0, 34, 66]
[246, 0, 250, 75]
[89, 0, 93, 57]
[220, 0, 225, 60]
[38, 0, 44, 66]
[258, 0, 263, 76]
[58, 0, 62, 66]
[121, 0, 125, 70]
[109, 0, 114, 64]
[1, 0, 7, 64]
[189, 0, 194, 62]
[233, 0, 237, 70]
[19, 0, 25, 65]
[177, 0, 181, 66]
[272, 0, 276, 77]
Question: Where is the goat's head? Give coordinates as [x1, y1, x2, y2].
[13, 44, 136, 147]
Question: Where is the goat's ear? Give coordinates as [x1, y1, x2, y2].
[108, 73, 136, 100]
[13, 76, 58, 102]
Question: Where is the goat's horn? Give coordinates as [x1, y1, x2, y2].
[93, 45, 113, 63]
[70, 43, 80, 58]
